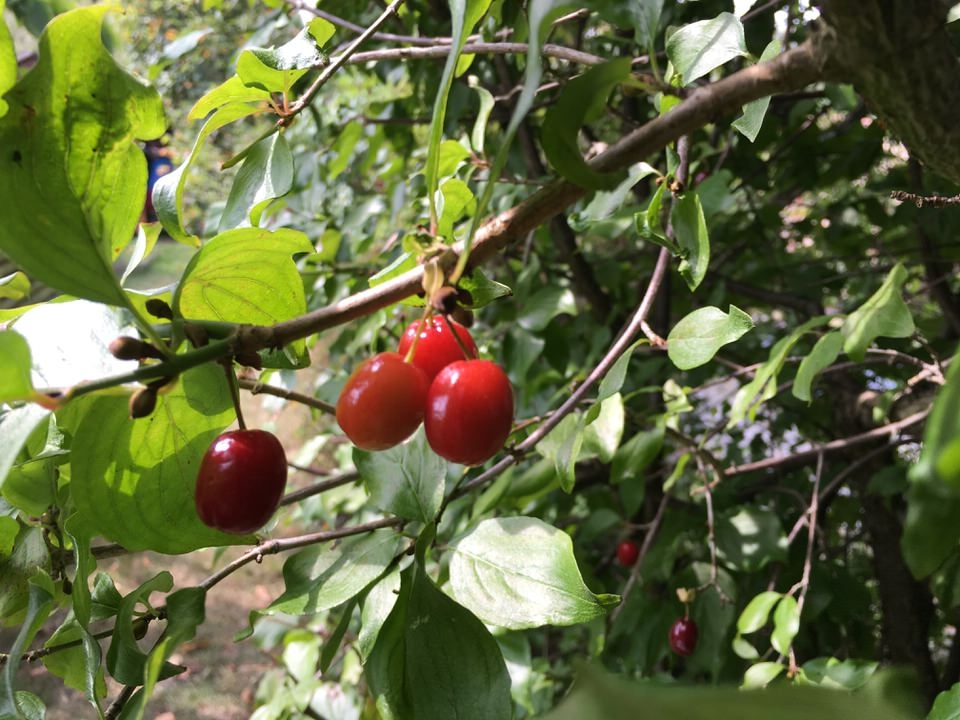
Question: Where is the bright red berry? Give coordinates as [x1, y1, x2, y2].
[336, 352, 430, 451]
[397, 316, 478, 382]
[195, 429, 288, 535]
[424, 359, 514, 466]
[616, 539, 639, 567]
[668, 616, 699, 656]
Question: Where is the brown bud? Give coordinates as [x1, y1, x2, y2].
[430, 285, 460, 315]
[145, 298, 174, 320]
[129, 386, 158, 419]
[109, 336, 164, 361]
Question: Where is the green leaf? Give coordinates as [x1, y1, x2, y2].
[800, 657, 880, 690]
[219, 132, 294, 230]
[728, 316, 829, 426]
[424, 0, 493, 224]
[68, 364, 238, 554]
[928, 681, 960, 720]
[448, 516, 620, 630]
[841, 263, 915, 361]
[0, 331, 35, 404]
[665, 12, 749, 85]
[366, 557, 512, 720]
[0, 0, 14, 119]
[541, 58, 632, 190]
[536, 413, 586, 493]
[582, 393, 625, 463]
[0, 271, 30, 300]
[0, 575, 54, 719]
[742, 661, 787, 689]
[542, 664, 915, 720]
[667, 305, 754, 370]
[437, 177, 476, 240]
[671, 190, 710, 291]
[357, 566, 401, 663]
[737, 591, 782, 634]
[188, 74, 272, 122]
[355, 428, 445, 523]
[267, 529, 403, 615]
[0, 6, 166, 306]
[910, 348, 960, 487]
[518, 285, 578, 332]
[733, 39, 781, 141]
[771, 594, 800, 655]
[793, 331, 844, 402]
[457, 268, 512, 308]
[469, 77, 495, 154]
[0, 527, 49, 636]
[235, 25, 325, 93]
[635, 182, 673, 248]
[716, 507, 787, 572]
[598, 341, 644, 401]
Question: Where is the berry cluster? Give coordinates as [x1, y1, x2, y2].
[336, 316, 514, 466]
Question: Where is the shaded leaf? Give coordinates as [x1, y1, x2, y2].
[355, 429, 445, 523]
[219, 132, 294, 230]
[793, 331, 843, 403]
[667, 305, 754, 370]
[672, 190, 710, 291]
[841, 263, 915, 361]
[733, 40, 781, 141]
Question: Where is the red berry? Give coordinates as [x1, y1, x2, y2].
[616, 539, 639, 567]
[668, 616, 699, 656]
[397, 316, 478, 382]
[424, 359, 514, 466]
[195, 429, 288, 535]
[336, 352, 430, 451]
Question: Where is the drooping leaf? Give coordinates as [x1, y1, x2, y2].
[366, 558, 512, 720]
[537, 413, 587, 493]
[793, 331, 844, 402]
[733, 39, 781, 141]
[0, 6, 166, 306]
[742, 661, 787, 689]
[267, 529, 403, 615]
[0, 331, 35, 404]
[671, 190, 710, 291]
[0, 0, 14, 118]
[582, 393, 625, 463]
[665, 12, 749, 85]
[736, 591, 782, 634]
[0, 574, 55, 719]
[540, 58, 633, 190]
[667, 305, 754, 370]
[841, 263, 915, 361]
[219, 132, 294, 230]
[355, 428, 445, 523]
[448, 516, 620, 630]
[771, 594, 800, 655]
[188, 74, 272, 122]
[68, 363, 238, 554]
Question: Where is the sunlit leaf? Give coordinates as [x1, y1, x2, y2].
[666, 12, 749, 85]
[667, 305, 754, 370]
[842, 263, 915, 361]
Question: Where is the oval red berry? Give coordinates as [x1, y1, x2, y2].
[397, 316, 478, 382]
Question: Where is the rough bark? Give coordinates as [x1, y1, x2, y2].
[817, 1, 960, 185]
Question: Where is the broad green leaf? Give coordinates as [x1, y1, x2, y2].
[800, 657, 879, 690]
[267, 529, 403, 615]
[69, 363, 238, 554]
[174, 227, 312, 367]
[0, 575, 54, 719]
[436, 139, 471, 178]
[355, 428, 445, 523]
[733, 39, 781, 141]
[573, 163, 658, 228]
[737, 591, 782, 634]
[537, 413, 586, 493]
[0, 6, 166, 306]
[319, 596, 359, 674]
[0, 0, 14, 119]
[793, 331, 844, 402]
[236, 25, 326, 93]
[0, 331, 35, 404]
[366, 558, 512, 720]
[771, 594, 800, 655]
[582, 393, 625, 463]
[610, 424, 664, 487]
[732, 634, 760, 660]
[219, 132, 294, 230]
[105, 572, 181, 686]
[540, 58, 632, 190]
[635, 0, 664, 50]
[154, 102, 265, 244]
[0, 271, 29, 300]
[425, 0, 493, 225]
[715, 507, 787, 572]
[328, 120, 363, 181]
[2, 415, 65, 516]
[841, 263, 915, 361]
[671, 190, 710, 291]
[357, 565, 402, 663]
[542, 664, 915, 720]
[666, 12, 749, 85]
[667, 305, 754, 370]
[518, 285, 578, 331]
[188, 74, 272, 122]
[0, 526, 49, 630]
[437, 177, 476, 240]
[928, 681, 960, 720]
[742, 661, 787, 689]
[598, 340, 645, 401]
[457, 268, 512, 308]
[910, 348, 960, 487]
[728, 316, 829, 426]
[448, 516, 620, 630]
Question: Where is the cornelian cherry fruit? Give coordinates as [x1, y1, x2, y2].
[424, 359, 514, 466]
[616, 539, 640, 567]
[668, 616, 699, 656]
[397, 316, 478, 382]
[195, 429, 288, 535]
[336, 352, 430, 451]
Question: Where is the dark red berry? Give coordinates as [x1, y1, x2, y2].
[616, 540, 639, 567]
[668, 616, 698, 656]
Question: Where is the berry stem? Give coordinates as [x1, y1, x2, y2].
[221, 360, 246, 430]
[443, 314, 477, 359]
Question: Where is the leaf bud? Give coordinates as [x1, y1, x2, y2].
[129, 386, 158, 419]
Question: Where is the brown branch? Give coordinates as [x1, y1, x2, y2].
[238, 377, 336, 415]
[243, 40, 822, 352]
[892, 190, 960, 209]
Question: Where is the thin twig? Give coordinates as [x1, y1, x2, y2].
[279, 471, 361, 507]
[238, 377, 336, 415]
[786, 452, 823, 674]
[609, 493, 670, 624]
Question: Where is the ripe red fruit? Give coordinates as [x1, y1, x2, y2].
[397, 316, 478, 382]
[616, 539, 639, 567]
[336, 352, 430, 451]
[424, 359, 514, 466]
[195, 429, 288, 535]
[668, 616, 699, 656]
